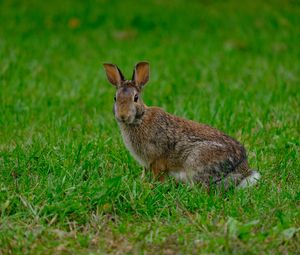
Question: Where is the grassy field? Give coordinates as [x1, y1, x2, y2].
[0, 0, 300, 254]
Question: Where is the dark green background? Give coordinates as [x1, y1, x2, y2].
[0, 0, 299, 254]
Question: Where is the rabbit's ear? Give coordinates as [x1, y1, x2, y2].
[132, 62, 149, 87]
[103, 63, 125, 87]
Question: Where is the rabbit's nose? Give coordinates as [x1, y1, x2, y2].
[120, 115, 128, 121]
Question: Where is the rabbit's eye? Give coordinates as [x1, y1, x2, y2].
[134, 94, 139, 102]
[114, 96, 116, 102]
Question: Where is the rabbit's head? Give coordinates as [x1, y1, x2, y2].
[103, 62, 149, 125]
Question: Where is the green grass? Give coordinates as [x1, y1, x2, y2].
[0, 0, 300, 254]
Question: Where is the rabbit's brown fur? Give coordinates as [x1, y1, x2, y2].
[103, 62, 260, 190]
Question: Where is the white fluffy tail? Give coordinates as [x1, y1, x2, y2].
[238, 170, 261, 189]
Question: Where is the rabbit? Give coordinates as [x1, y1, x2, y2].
[103, 61, 260, 190]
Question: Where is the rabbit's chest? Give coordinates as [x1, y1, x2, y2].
[120, 128, 153, 167]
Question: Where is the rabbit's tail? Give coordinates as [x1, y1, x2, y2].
[238, 170, 261, 189]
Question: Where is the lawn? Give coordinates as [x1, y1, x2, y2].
[0, 0, 299, 254]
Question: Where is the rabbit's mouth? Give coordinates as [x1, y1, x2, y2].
[116, 115, 135, 125]
[117, 114, 143, 126]
[116, 108, 145, 125]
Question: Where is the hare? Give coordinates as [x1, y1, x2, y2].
[103, 61, 260, 190]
